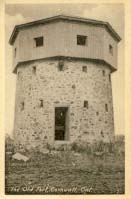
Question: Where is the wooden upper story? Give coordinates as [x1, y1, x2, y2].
[9, 15, 121, 73]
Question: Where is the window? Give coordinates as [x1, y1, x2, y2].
[39, 99, 43, 108]
[82, 66, 87, 72]
[109, 74, 111, 82]
[101, 131, 104, 138]
[17, 71, 21, 79]
[109, 44, 113, 55]
[96, 111, 99, 116]
[83, 132, 89, 135]
[32, 66, 36, 74]
[17, 71, 20, 78]
[102, 70, 105, 76]
[34, 36, 44, 47]
[14, 48, 17, 57]
[21, 102, 24, 111]
[105, 104, 108, 112]
[84, 101, 88, 109]
[58, 60, 64, 71]
[77, 35, 87, 46]
[72, 85, 76, 89]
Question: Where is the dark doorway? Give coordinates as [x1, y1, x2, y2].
[55, 107, 68, 141]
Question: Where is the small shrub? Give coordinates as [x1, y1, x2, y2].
[14, 143, 27, 154]
[70, 139, 125, 157]
[70, 141, 92, 154]
[5, 134, 15, 154]
[56, 145, 65, 151]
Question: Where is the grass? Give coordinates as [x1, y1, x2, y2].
[5, 145, 125, 195]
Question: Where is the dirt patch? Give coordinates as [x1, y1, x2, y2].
[5, 150, 124, 194]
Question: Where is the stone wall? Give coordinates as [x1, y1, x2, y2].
[13, 58, 114, 151]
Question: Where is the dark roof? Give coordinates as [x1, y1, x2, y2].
[9, 15, 121, 45]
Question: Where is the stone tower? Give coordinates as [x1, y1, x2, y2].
[9, 15, 121, 150]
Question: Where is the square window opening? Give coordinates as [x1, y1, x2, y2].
[77, 35, 87, 46]
[34, 36, 44, 47]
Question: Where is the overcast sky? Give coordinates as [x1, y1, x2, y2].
[5, 3, 124, 136]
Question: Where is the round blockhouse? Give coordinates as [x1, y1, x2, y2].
[9, 15, 121, 150]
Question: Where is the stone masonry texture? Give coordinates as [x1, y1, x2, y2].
[13, 58, 114, 150]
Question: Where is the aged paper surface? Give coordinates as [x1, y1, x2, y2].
[0, 0, 131, 198]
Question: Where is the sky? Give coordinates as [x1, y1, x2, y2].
[5, 3, 124, 136]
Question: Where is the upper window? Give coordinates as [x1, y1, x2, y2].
[109, 44, 113, 55]
[77, 35, 87, 46]
[34, 36, 44, 47]
[14, 48, 17, 57]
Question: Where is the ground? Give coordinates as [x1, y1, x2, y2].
[5, 148, 124, 194]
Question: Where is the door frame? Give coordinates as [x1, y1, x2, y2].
[53, 104, 70, 142]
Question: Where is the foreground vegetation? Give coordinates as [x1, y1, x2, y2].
[5, 137, 125, 194]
